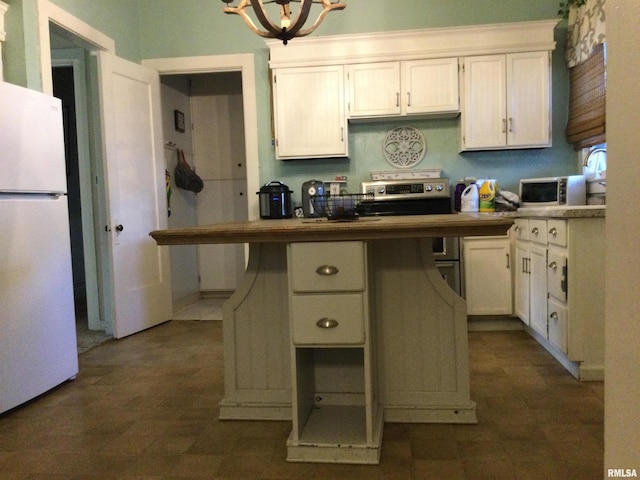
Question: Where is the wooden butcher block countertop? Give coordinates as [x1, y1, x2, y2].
[150, 213, 514, 245]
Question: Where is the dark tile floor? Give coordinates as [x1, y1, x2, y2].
[0, 321, 603, 479]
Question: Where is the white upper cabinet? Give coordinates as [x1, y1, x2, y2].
[267, 20, 558, 158]
[403, 58, 460, 116]
[460, 51, 551, 150]
[272, 65, 347, 159]
[347, 62, 401, 117]
[347, 58, 459, 119]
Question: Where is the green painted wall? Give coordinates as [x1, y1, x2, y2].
[50, 0, 142, 61]
[3, 0, 45, 88]
[46, 0, 577, 197]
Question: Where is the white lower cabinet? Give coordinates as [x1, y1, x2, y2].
[286, 241, 383, 464]
[514, 218, 548, 335]
[512, 216, 605, 380]
[547, 296, 568, 353]
[463, 235, 512, 315]
[528, 242, 549, 338]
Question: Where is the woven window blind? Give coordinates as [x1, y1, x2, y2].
[566, 43, 606, 150]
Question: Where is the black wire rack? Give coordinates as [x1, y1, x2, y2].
[310, 193, 374, 220]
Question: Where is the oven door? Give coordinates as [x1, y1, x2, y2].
[432, 237, 459, 261]
[435, 260, 461, 296]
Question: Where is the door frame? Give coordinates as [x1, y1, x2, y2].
[38, 0, 116, 332]
[37, 0, 115, 95]
[141, 55, 260, 222]
[51, 50, 103, 331]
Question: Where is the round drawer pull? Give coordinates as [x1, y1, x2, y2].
[531, 227, 539, 235]
[549, 312, 558, 320]
[549, 227, 558, 236]
[548, 261, 557, 270]
[316, 265, 339, 276]
[316, 318, 339, 329]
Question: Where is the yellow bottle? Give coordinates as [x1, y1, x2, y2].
[478, 179, 496, 212]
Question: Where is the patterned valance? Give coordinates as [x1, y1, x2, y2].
[566, 0, 606, 67]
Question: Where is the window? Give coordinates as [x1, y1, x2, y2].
[566, 43, 606, 150]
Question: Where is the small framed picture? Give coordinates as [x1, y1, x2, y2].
[174, 110, 185, 133]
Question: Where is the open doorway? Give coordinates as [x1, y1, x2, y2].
[160, 72, 248, 310]
[49, 38, 111, 351]
[143, 54, 260, 314]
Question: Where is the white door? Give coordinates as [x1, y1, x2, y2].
[97, 51, 172, 338]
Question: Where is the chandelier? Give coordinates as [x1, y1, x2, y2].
[221, 0, 346, 45]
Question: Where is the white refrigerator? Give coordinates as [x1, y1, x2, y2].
[0, 80, 79, 414]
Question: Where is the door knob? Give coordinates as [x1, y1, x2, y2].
[115, 224, 124, 232]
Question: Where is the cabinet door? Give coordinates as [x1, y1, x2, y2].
[461, 55, 507, 149]
[547, 249, 568, 302]
[347, 62, 401, 117]
[402, 58, 459, 115]
[506, 51, 551, 147]
[272, 65, 347, 159]
[529, 243, 548, 338]
[514, 240, 530, 323]
[547, 297, 568, 353]
[463, 237, 512, 315]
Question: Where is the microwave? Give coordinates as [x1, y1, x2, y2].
[519, 175, 586, 207]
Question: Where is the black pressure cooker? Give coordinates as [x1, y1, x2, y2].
[257, 181, 293, 219]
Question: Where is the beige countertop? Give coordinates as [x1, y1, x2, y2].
[150, 213, 514, 245]
[515, 205, 606, 218]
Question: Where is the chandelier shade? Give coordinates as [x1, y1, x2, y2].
[221, 0, 346, 45]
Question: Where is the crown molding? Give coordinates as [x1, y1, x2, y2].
[268, 19, 559, 69]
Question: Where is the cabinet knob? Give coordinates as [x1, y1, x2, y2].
[549, 261, 557, 270]
[549, 227, 558, 236]
[531, 227, 539, 235]
[316, 318, 339, 329]
[316, 265, 339, 276]
[549, 312, 558, 320]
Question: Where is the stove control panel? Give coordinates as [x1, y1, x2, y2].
[361, 179, 450, 201]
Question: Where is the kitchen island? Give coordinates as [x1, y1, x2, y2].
[151, 213, 513, 464]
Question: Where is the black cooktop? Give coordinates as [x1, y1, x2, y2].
[358, 198, 453, 217]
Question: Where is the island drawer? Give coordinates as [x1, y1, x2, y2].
[290, 293, 365, 345]
[288, 241, 366, 293]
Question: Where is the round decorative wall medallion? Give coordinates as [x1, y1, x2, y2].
[382, 126, 426, 169]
